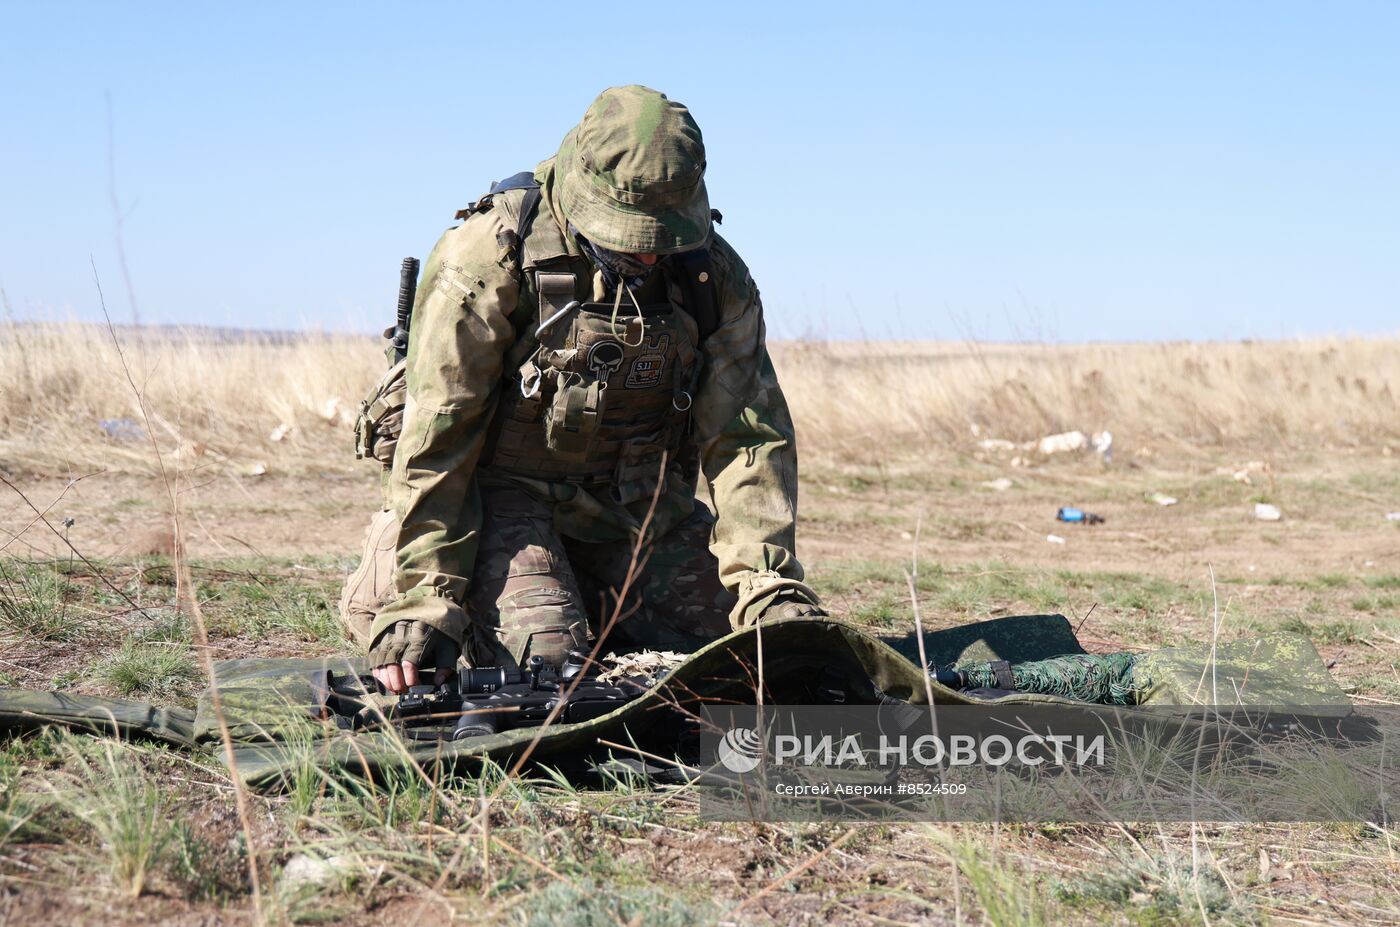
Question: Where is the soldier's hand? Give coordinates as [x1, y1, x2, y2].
[369, 620, 459, 694]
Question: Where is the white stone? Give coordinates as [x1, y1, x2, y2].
[281, 853, 359, 891]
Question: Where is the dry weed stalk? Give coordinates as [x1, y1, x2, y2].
[89, 266, 268, 923]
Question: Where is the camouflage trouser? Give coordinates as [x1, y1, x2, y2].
[340, 486, 735, 668]
[339, 507, 399, 648]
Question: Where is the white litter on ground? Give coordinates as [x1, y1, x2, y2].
[1254, 503, 1283, 521]
[1092, 431, 1113, 457]
[1038, 431, 1088, 455]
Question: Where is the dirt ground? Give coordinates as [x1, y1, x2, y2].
[9, 446, 1398, 570]
[2, 445, 1399, 925]
[7, 445, 1398, 621]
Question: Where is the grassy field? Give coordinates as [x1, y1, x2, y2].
[2, 324, 1399, 925]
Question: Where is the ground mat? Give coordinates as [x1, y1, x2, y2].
[0, 615, 1352, 792]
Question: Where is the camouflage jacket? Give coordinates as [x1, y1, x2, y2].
[370, 158, 804, 646]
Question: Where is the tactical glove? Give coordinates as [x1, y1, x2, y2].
[368, 620, 461, 674]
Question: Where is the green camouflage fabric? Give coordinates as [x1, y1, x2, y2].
[0, 691, 196, 748]
[0, 615, 1356, 792]
[372, 90, 803, 650]
[558, 85, 711, 255]
[1136, 634, 1350, 709]
[949, 635, 1351, 710]
[956, 653, 1144, 705]
[884, 612, 1089, 667]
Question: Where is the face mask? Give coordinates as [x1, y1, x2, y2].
[570, 224, 655, 291]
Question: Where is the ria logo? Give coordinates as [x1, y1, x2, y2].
[716, 727, 763, 773]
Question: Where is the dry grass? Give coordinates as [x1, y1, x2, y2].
[4, 321, 1400, 924]
[4, 322, 1398, 478]
[0, 323, 378, 476]
[782, 338, 1400, 465]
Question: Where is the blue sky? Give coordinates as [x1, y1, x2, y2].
[1, 1, 1396, 341]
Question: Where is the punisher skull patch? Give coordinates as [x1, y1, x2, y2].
[587, 341, 626, 383]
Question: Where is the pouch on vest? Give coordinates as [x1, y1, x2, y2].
[608, 345, 698, 504]
[542, 373, 605, 460]
[354, 359, 407, 467]
[611, 436, 667, 506]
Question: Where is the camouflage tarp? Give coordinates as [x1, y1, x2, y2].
[0, 615, 1350, 792]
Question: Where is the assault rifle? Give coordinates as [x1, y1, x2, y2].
[322, 654, 651, 742]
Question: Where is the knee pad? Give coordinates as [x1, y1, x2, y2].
[493, 587, 588, 668]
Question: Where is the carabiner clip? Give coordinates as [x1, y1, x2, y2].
[672, 390, 693, 412]
[536, 300, 580, 338]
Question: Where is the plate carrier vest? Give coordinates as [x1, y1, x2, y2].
[356, 172, 722, 507]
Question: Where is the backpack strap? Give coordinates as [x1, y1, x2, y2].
[489, 172, 543, 247]
[454, 171, 543, 246]
[489, 171, 538, 194]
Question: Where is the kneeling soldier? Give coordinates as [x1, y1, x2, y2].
[343, 85, 823, 694]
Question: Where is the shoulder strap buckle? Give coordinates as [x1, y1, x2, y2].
[535, 272, 578, 337]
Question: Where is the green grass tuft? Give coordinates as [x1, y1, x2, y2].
[936, 828, 1048, 927]
[1274, 615, 1360, 645]
[0, 559, 88, 642]
[97, 639, 200, 699]
[1054, 846, 1239, 922]
[47, 738, 175, 897]
[523, 878, 722, 927]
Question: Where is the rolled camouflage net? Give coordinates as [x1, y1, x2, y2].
[955, 652, 1145, 705]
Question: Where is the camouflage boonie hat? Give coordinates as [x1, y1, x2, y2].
[558, 85, 711, 255]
